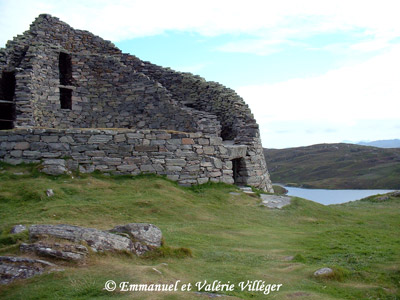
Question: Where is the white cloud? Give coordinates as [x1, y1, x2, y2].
[216, 39, 301, 56]
[174, 62, 208, 73]
[260, 119, 400, 148]
[237, 44, 400, 147]
[1, 0, 399, 147]
[1, 0, 400, 48]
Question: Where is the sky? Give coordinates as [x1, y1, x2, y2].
[1, 0, 399, 148]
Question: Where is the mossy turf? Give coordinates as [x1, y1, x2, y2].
[0, 163, 399, 299]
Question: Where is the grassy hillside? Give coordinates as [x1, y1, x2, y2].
[0, 162, 399, 299]
[264, 143, 400, 189]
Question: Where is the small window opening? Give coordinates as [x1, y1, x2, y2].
[59, 52, 72, 86]
[1, 71, 16, 101]
[221, 123, 235, 141]
[60, 88, 72, 109]
[0, 71, 16, 130]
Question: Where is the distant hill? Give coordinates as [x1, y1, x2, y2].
[357, 139, 400, 148]
[264, 143, 400, 189]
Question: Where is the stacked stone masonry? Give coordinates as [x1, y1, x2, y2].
[1, 128, 240, 186]
[0, 14, 273, 191]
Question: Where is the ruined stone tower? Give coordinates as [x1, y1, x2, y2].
[0, 14, 273, 191]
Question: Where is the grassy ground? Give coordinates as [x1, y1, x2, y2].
[264, 143, 400, 189]
[0, 163, 399, 299]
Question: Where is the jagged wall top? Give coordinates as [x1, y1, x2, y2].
[8, 14, 121, 55]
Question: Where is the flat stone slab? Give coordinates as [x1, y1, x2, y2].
[238, 186, 255, 194]
[223, 143, 247, 160]
[260, 195, 291, 209]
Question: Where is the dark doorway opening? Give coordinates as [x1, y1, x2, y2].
[60, 88, 72, 109]
[59, 52, 72, 86]
[232, 158, 244, 184]
[0, 71, 16, 130]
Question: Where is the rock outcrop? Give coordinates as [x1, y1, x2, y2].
[28, 224, 161, 255]
[1, 223, 164, 285]
[29, 224, 136, 253]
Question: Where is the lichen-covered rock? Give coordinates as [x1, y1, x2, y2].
[110, 223, 162, 247]
[0, 256, 59, 285]
[29, 224, 135, 253]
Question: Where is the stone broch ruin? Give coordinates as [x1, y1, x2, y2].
[0, 14, 273, 191]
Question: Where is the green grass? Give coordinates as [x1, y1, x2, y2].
[0, 164, 399, 299]
[264, 143, 400, 189]
[272, 185, 288, 195]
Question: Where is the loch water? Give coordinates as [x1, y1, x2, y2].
[283, 186, 395, 205]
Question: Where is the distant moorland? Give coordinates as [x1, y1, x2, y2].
[356, 139, 400, 148]
[264, 143, 400, 189]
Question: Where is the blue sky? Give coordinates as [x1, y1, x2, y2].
[1, 0, 399, 148]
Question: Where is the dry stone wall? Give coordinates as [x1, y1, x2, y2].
[123, 56, 259, 142]
[0, 128, 235, 186]
[0, 14, 274, 191]
[29, 47, 219, 133]
[120, 53, 272, 190]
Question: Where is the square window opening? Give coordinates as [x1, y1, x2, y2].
[60, 88, 72, 109]
[59, 52, 72, 86]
